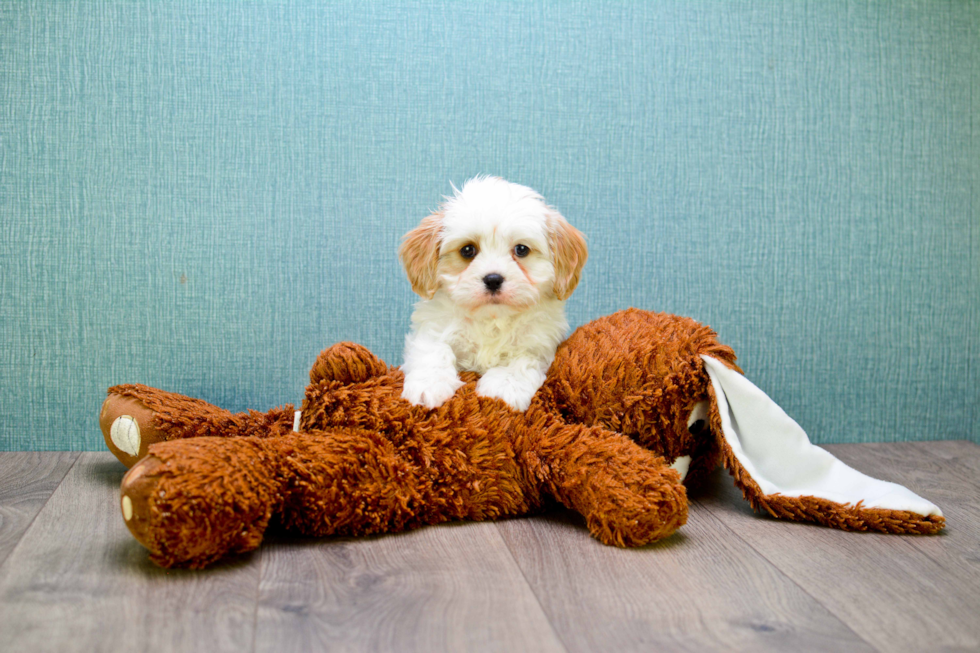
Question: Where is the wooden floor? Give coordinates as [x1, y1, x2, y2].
[0, 441, 977, 652]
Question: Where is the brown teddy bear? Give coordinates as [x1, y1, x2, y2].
[100, 309, 944, 569]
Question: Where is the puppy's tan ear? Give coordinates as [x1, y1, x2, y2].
[547, 211, 588, 300]
[399, 212, 444, 299]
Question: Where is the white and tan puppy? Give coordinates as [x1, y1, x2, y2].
[399, 176, 587, 411]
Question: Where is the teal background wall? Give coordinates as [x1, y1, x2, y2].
[2, 1, 977, 450]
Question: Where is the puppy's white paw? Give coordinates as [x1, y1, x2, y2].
[402, 369, 465, 409]
[476, 368, 543, 412]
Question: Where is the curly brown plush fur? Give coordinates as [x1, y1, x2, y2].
[101, 309, 942, 569]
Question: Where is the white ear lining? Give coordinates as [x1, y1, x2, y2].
[701, 355, 942, 517]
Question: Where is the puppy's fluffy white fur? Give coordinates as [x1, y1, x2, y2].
[399, 176, 587, 411]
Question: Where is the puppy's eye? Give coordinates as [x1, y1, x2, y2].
[460, 244, 477, 259]
[514, 244, 530, 258]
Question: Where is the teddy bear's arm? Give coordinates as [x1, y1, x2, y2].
[523, 421, 689, 547]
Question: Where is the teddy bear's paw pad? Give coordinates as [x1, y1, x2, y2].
[669, 455, 692, 481]
[110, 415, 141, 457]
[100, 392, 170, 468]
[119, 456, 165, 550]
[686, 400, 709, 434]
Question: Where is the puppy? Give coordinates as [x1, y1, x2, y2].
[399, 176, 587, 411]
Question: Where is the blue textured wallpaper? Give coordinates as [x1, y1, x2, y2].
[1, 1, 977, 450]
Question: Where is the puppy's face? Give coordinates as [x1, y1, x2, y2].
[400, 177, 587, 314]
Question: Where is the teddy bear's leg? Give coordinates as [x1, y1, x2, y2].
[101, 384, 295, 468]
[525, 422, 689, 547]
[119, 428, 439, 568]
[120, 436, 286, 568]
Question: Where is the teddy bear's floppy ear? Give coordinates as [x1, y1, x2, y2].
[547, 210, 588, 301]
[399, 212, 444, 299]
[700, 355, 945, 534]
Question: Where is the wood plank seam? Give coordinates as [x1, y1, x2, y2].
[492, 522, 572, 653]
[249, 550, 267, 653]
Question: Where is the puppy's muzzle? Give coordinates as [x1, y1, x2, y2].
[483, 273, 504, 293]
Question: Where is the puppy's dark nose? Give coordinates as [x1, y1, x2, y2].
[483, 273, 504, 293]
